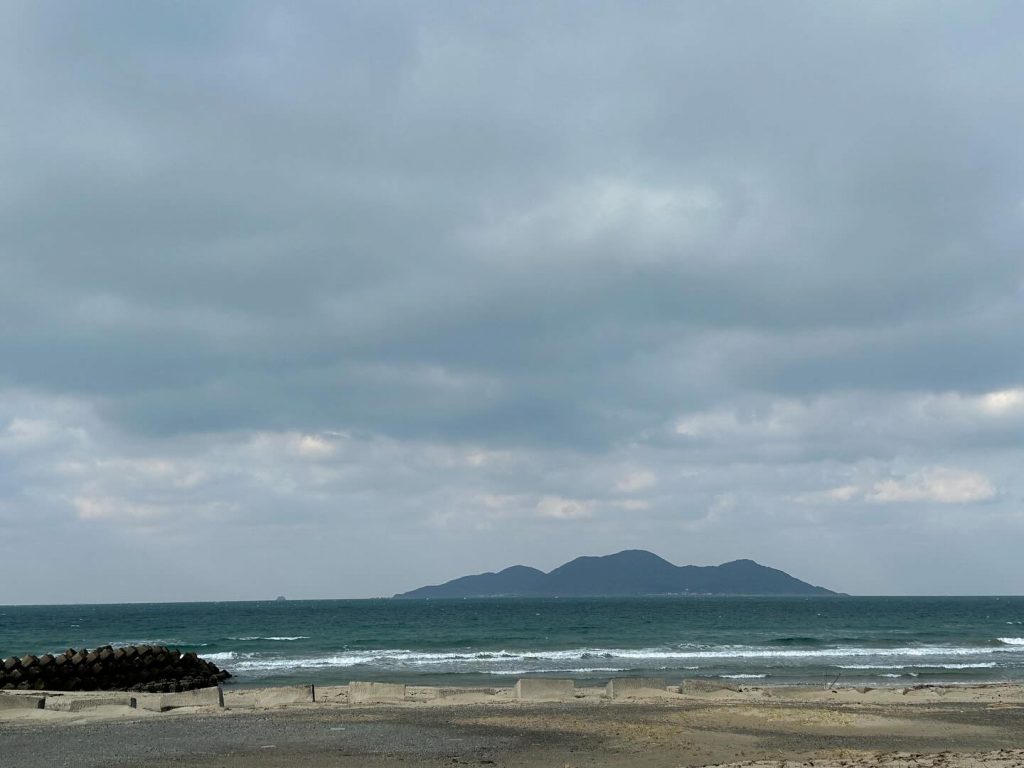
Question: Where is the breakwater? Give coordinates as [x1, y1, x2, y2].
[0, 645, 230, 693]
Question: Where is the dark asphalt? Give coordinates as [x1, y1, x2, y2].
[0, 706, 593, 768]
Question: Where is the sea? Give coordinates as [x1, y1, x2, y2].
[2, 596, 1023, 689]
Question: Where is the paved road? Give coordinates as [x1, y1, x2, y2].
[0, 706, 588, 768]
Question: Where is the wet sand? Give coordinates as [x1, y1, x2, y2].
[2, 683, 1023, 767]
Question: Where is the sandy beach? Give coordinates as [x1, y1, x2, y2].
[2, 682, 1023, 767]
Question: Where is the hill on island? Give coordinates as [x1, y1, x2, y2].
[394, 550, 838, 598]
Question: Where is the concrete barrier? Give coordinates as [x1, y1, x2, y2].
[137, 685, 224, 712]
[606, 677, 667, 698]
[348, 681, 406, 703]
[225, 684, 315, 708]
[431, 686, 500, 700]
[45, 695, 136, 712]
[514, 678, 575, 701]
[0, 694, 44, 710]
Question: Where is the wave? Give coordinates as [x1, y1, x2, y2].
[460, 645, 1024, 662]
[607, 645, 1018, 661]
[998, 637, 1024, 646]
[104, 639, 212, 649]
[490, 667, 631, 675]
[921, 663, 998, 670]
[839, 663, 997, 670]
[203, 652, 256, 661]
[208, 642, 1024, 675]
[838, 664, 907, 670]
[113, 639, 184, 647]
[720, 674, 767, 679]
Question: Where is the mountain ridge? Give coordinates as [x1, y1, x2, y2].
[394, 550, 838, 598]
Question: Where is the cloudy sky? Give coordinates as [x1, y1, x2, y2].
[2, 2, 1022, 603]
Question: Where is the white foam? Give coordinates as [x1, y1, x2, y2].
[204, 651, 256, 661]
[877, 672, 919, 678]
[720, 674, 767, 679]
[491, 667, 630, 675]
[228, 636, 310, 641]
[212, 642, 1024, 675]
[998, 637, 1024, 645]
[480, 645, 1022, 662]
[228, 654, 369, 670]
[840, 662, 996, 670]
[839, 664, 908, 670]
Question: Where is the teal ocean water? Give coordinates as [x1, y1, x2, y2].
[2, 597, 1023, 688]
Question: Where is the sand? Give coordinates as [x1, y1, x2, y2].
[1, 682, 1023, 767]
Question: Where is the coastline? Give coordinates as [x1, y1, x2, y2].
[6, 597, 1022, 691]
[3, 681, 1023, 767]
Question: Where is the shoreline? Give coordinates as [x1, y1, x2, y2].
[5, 678, 1024, 718]
[221, 676, 1024, 689]
[3, 681, 1024, 767]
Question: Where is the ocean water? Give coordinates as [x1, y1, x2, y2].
[2, 596, 1023, 689]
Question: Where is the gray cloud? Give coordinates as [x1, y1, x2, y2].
[2, 2, 1023, 601]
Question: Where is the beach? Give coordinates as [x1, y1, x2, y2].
[4, 598, 1023, 765]
[2, 682, 1023, 767]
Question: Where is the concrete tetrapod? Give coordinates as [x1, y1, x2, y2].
[0, 645, 229, 693]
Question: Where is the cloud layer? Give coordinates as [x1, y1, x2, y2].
[2, 2, 1023, 601]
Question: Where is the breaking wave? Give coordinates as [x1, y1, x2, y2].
[721, 674, 768, 679]
[206, 642, 1024, 677]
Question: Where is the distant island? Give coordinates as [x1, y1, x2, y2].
[394, 550, 838, 598]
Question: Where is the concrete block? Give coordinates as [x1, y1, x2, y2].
[348, 681, 406, 703]
[514, 678, 575, 701]
[225, 684, 315, 708]
[45, 695, 136, 712]
[136, 695, 165, 713]
[606, 677, 667, 698]
[137, 685, 224, 712]
[0, 694, 44, 710]
[431, 686, 500, 700]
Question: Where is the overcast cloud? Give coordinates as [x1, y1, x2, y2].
[2, 1, 1023, 602]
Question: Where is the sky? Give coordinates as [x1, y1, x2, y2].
[2, 2, 1023, 603]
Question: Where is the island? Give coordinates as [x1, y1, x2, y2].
[394, 549, 837, 598]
